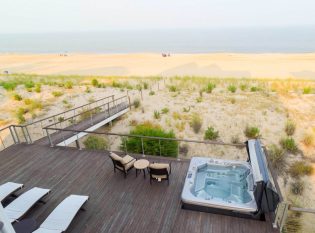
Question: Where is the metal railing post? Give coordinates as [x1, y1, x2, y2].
[124, 136, 127, 155]
[0, 134, 5, 149]
[25, 126, 32, 144]
[41, 121, 45, 136]
[141, 137, 145, 157]
[46, 129, 54, 147]
[90, 111, 93, 125]
[12, 126, 20, 143]
[75, 134, 81, 150]
[159, 139, 161, 156]
[21, 126, 28, 143]
[9, 126, 17, 144]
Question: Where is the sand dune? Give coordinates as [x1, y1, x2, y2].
[1, 53, 315, 79]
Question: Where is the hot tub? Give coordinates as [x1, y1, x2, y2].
[181, 157, 258, 214]
[181, 140, 280, 219]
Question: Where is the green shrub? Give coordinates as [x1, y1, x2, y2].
[122, 122, 178, 157]
[34, 83, 41, 93]
[289, 161, 313, 177]
[196, 97, 202, 103]
[205, 83, 216, 93]
[136, 84, 142, 91]
[183, 107, 190, 113]
[153, 110, 161, 119]
[179, 144, 189, 156]
[16, 108, 26, 124]
[240, 84, 247, 91]
[58, 117, 65, 122]
[190, 113, 202, 133]
[228, 85, 237, 93]
[302, 133, 314, 146]
[83, 135, 108, 150]
[85, 86, 91, 93]
[244, 126, 260, 139]
[231, 135, 240, 144]
[52, 91, 64, 97]
[92, 79, 99, 87]
[204, 127, 219, 140]
[168, 85, 177, 92]
[143, 82, 149, 89]
[24, 80, 35, 89]
[282, 212, 302, 233]
[24, 99, 32, 105]
[112, 81, 122, 88]
[268, 145, 286, 173]
[161, 108, 169, 114]
[13, 93, 22, 101]
[250, 86, 259, 92]
[133, 98, 141, 108]
[280, 137, 298, 153]
[29, 100, 43, 111]
[290, 180, 304, 195]
[302, 87, 312, 94]
[285, 120, 296, 136]
[0, 81, 17, 91]
[149, 91, 155, 95]
[64, 81, 73, 89]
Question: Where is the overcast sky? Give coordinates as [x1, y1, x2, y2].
[1, 0, 315, 33]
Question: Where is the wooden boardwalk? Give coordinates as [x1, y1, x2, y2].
[37, 101, 129, 146]
[0, 144, 279, 233]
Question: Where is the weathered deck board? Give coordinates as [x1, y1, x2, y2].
[0, 144, 279, 233]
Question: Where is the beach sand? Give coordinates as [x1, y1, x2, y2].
[1, 53, 315, 79]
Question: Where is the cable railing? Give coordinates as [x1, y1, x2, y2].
[44, 95, 129, 131]
[43, 126, 247, 160]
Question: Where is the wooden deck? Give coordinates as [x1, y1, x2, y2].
[0, 144, 279, 233]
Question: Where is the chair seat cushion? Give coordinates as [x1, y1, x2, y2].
[122, 155, 135, 170]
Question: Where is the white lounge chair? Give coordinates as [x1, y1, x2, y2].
[0, 182, 24, 202]
[33, 195, 89, 233]
[4, 187, 50, 223]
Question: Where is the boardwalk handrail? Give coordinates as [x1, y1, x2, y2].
[21, 95, 115, 127]
[44, 95, 129, 129]
[0, 95, 129, 146]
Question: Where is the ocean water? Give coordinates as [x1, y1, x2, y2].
[1, 27, 315, 53]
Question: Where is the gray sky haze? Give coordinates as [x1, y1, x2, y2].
[1, 0, 315, 33]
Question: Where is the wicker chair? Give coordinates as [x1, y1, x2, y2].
[109, 152, 136, 178]
[148, 162, 171, 185]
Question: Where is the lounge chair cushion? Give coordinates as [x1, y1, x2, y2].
[149, 163, 170, 173]
[5, 187, 50, 223]
[110, 152, 123, 162]
[33, 195, 89, 233]
[0, 182, 23, 202]
[121, 155, 135, 170]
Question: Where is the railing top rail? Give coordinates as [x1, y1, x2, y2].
[21, 94, 115, 126]
[289, 206, 315, 214]
[0, 125, 12, 132]
[43, 126, 246, 148]
[43, 95, 129, 128]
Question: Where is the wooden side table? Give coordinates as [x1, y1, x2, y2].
[134, 159, 149, 178]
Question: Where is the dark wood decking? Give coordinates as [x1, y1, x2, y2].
[0, 144, 279, 233]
